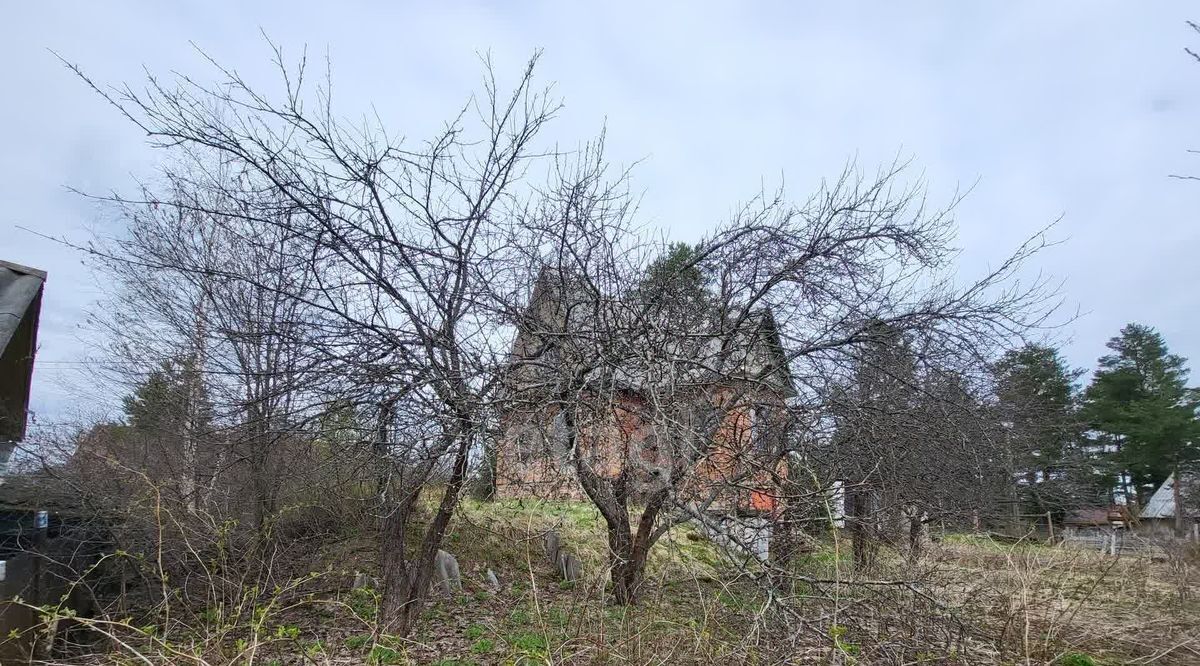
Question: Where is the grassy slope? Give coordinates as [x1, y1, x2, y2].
[245, 504, 1199, 665]
[277, 498, 762, 665]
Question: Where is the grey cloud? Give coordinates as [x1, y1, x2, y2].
[3, 1, 1199, 421]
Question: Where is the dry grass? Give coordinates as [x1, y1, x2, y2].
[925, 535, 1200, 664]
[26, 502, 1200, 664]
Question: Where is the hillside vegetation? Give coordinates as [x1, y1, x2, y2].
[30, 498, 1198, 665]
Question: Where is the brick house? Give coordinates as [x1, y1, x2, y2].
[494, 269, 794, 519]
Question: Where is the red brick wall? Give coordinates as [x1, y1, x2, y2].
[495, 388, 786, 515]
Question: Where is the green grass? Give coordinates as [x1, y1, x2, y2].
[464, 623, 486, 639]
[367, 644, 404, 665]
[346, 586, 379, 621]
[547, 607, 569, 627]
[344, 633, 372, 650]
[507, 631, 549, 657]
[329, 498, 816, 661]
[1055, 653, 1098, 666]
[449, 497, 726, 582]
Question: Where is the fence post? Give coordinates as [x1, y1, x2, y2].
[32, 510, 48, 605]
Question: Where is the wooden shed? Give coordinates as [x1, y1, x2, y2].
[1138, 473, 1198, 538]
[1062, 507, 1116, 537]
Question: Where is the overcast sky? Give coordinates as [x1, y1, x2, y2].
[3, 2, 1199, 426]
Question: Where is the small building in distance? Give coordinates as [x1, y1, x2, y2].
[0, 259, 54, 659]
[1062, 507, 1119, 538]
[1138, 473, 1199, 539]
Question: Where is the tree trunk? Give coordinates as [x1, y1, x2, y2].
[849, 488, 877, 571]
[378, 485, 418, 631]
[375, 399, 396, 496]
[769, 510, 795, 580]
[611, 551, 649, 605]
[609, 528, 635, 605]
[769, 455, 802, 581]
[251, 438, 272, 536]
[379, 429, 473, 637]
[476, 440, 498, 501]
[246, 405, 274, 538]
[1173, 469, 1185, 537]
[906, 504, 927, 565]
[609, 524, 652, 605]
[562, 406, 664, 606]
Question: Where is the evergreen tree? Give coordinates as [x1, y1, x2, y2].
[123, 358, 213, 437]
[121, 357, 216, 508]
[992, 344, 1093, 517]
[641, 242, 705, 295]
[638, 242, 711, 330]
[1083, 324, 1200, 516]
[831, 320, 918, 567]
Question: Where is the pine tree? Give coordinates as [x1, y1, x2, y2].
[122, 357, 216, 510]
[992, 344, 1093, 518]
[832, 320, 918, 568]
[1083, 324, 1199, 526]
[123, 358, 213, 436]
[638, 242, 711, 331]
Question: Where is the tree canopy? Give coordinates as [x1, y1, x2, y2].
[992, 343, 1093, 516]
[1083, 324, 1200, 505]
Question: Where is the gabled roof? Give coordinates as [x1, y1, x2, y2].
[508, 266, 795, 397]
[0, 260, 47, 442]
[1141, 473, 1197, 519]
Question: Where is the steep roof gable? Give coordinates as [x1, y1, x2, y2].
[1141, 473, 1197, 519]
[508, 267, 795, 397]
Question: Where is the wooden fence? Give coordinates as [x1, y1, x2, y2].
[1060, 530, 1169, 559]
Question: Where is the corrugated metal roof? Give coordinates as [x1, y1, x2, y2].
[1140, 473, 1197, 519]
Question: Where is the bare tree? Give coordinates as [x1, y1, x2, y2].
[82, 159, 336, 530]
[500, 162, 1057, 603]
[60, 40, 1060, 639]
[63, 45, 590, 635]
